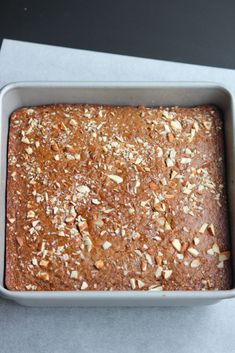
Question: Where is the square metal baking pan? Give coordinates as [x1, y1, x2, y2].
[0, 82, 234, 306]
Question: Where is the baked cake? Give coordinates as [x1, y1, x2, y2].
[5, 104, 232, 291]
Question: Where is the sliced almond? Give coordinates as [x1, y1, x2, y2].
[27, 210, 35, 218]
[212, 243, 220, 254]
[194, 237, 200, 246]
[219, 251, 230, 262]
[108, 174, 123, 184]
[190, 259, 201, 268]
[155, 255, 163, 266]
[25, 146, 33, 155]
[141, 260, 147, 272]
[170, 120, 182, 131]
[39, 259, 49, 267]
[69, 119, 77, 127]
[187, 247, 199, 257]
[199, 223, 208, 234]
[102, 241, 112, 250]
[155, 266, 163, 278]
[16, 236, 23, 247]
[95, 260, 104, 270]
[172, 239, 181, 252]
[70, 270, 78, 279]
[51, 143, 59, 152]
[36, 271, 49, 281]
[81, 281, 88, 290]
[137, 279, 145, 289]
[130, 278, 136, 289]
[167, 133, 174, 142]
[164, 270, 173, 280]
[207, 248, 214, 256]
[21, 136, 30, 144]
[91, 199, 101, 205]
[208, 224, 215, 236]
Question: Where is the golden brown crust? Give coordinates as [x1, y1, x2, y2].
[5, 104, 232, 291]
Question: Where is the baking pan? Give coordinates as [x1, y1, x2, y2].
[0, 82, 234, 306]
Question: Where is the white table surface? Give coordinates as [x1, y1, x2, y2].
[0, 39, 234, 353]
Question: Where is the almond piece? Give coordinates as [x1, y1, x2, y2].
[16, 236, 24, 247]
[199, 223, 208, 234]
[172, 239, 181, 252]
[108, 174, 123, 184]
[51, 143, 59, 152]
[27, 210, 35, 218]
[102, 241, 112, 250]
[187, 247, 199, 257]
[70, 270, 78, 279]
[81, 281, 88, 290]
[191, 259, 201, 268]
[36, 271, 49, 281]
[219, 251, 230, 262]
[64, 145, 77, 154]
[137, 279, 145, 288]
[130, 278, 136, 289]
[181, 241, 189, 253]
[69, 119, 77, 127]
[141, 259, 147, 272]
[155, 255, 163, 266]
[167, 133, 174, 142]
[155, 266, 163, 278]
[39, 259, 49, 267]
[208, 224, 215, 236]
[164, 270, 173, 280]
[95, 260, 104, 270]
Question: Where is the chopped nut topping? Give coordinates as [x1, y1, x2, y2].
[27, 210, 35, 218]
[193, 237, 200, 246]
[172, 239, 181, 252]
[164, 270, 173, 280]
[39, 259, 49, 267]
[203, 121, 212, 130]
[25, 146, 33, 154]
[137, 279, 145, 288]
[36, 271, 49, 281]
[81, 281, 88, 290]
[148, 285, 163, 291]
[170, 120, 182, 131]
[8, 218, 16, 224]
[51, 143, 59, 152]
[208, 224, 215, 236]
[190, 259, 201, 268]
[155, 266, 163, 278]
[102, 241, 112, 250]
[108, 174, 123, 184]
[54, 154, 60, 161]
[212, 243, 220, 254]
[187, 247, 199, 257]
[69, 119, 77, 126]
[95, 260, 104, 270]
[219, 251, 230, 262]
[21, 136, 30, 144]
[207, 248, 214, 256]
[77, 185, 91, 194]
[16, 236, 24, 247]
[130, 278, 136, 289]
[91, 199, 101, 205]
[70, 270, 78, 279]
[199, 223, 208, 234]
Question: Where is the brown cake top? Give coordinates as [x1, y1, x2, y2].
[6, 104, 231, 291]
